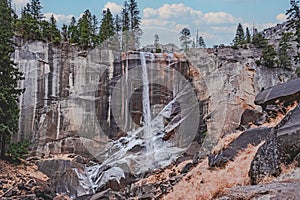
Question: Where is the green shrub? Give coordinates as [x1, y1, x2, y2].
[7, 141, 30, 160]
[155, 48, 162, 53]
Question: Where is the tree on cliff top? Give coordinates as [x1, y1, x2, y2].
[180, 28, 192, 52]
[0, 0, 24, 158]
[233, 23, 245, 46]
[286, 0, 300, 63]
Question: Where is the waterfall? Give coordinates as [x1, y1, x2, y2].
[140, 52, 153, 168]
[56, 102, 61, 140]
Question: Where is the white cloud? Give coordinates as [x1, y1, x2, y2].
[276, 13, 287, 22]
[103, 2, 122, 15]
[203, 12, 237, 24]
[143, 3, 202, 20]
[142, 19, 174, 27]
[44, 13, 74, 24]
[12, 0, 30, 13]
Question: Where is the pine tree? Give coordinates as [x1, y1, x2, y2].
[180, 28, 192, 52]
[0, 0, 24, 158]
[128, 0, 140, 30]
[61, 24, 68, 42]
[115, 14, 122, 33]
[68, 17, 79, 44]
[246, 27, 251, 43]
[278, 32, 293, 68]
[49, 15, 61, 43]
[99, 8, 115, 43]
[30, 0, 43, 20]
[198, 36, 206, 48]
[286, 0, 300, 63]
[233, 23, 245, 46]
[90, 15, 99, 46]
[261, 44, 277, 68]
[252, 33, 268, 48]
[78, 9, 93, 48]
[122, 1, 130, 32]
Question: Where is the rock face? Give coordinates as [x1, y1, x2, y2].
[249, 80, 300, 184]
[187, 47, 293, 158]
[14, 41, 208, 157]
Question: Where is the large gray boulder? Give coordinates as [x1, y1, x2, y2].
[249, 104, 300, 184]
[255, 78, 300, 106]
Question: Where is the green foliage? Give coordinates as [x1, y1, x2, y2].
[286, 0, 300, 63]
[246, 27, 251, 43]
[261, 44, 277, 68]
[122, 1, 130, 32]
[278, 32, 293, 68]
[252, 33, 268, 48]
[7, 141, 30, 160]
[68, 17, 79, 44]
[180, 28, 192, 52]
[233, 23, 245, 46]
[99, 8, 115, 44]
[128, 0, 140, 30]
[0, 0, 24, 158]
[78, 9, 94, 48]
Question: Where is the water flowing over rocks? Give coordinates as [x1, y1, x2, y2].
[12, 38, 300, 199]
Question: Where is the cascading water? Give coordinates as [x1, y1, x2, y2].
[72, 51, 200, 199]
[140, 52, 154, 169]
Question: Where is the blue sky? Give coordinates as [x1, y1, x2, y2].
[12, 0, 291, 47]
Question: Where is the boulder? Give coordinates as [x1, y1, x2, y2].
[249, 104, 300, 184]
[208, 127, 270, 168]
[255, 78, 300, 106]
[240, 109, 265, 126]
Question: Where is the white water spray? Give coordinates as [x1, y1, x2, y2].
[140, 52, 153, 168]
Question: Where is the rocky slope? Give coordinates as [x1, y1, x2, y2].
[8, 33, 300, 199]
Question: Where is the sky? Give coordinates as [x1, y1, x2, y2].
[12, 0, 291, 47]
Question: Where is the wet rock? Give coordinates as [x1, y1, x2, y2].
[249, 104, 300, 184]
[240, 109, 264, 126]
[209, 127, 270, 168]
[37, 159, 87, 198]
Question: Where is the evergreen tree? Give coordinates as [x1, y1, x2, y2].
[78, 9, 93, 48]
[115, 14, 122, 33]
[122, 1, 130, 32]
[48, 15, 61, 43]
[128, 0, 140, 30]
[198, 36, 206, 48]
[252, 33, 268, 48]
[286, 0, 300, 63]
[30, 0, 43, 20]
[99, 8, 115, 43]
[68, 17, 79, 44]
[61, 24, 68, 42]
[246, 27, 251, 43]
[233, 23, 245, 46]
[0, 0, 24, 158]
[261, 44, 277, 67]
[278, 32, 293, 68]
[91, 15, 99, 46]
[180, 28, 192, 52]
